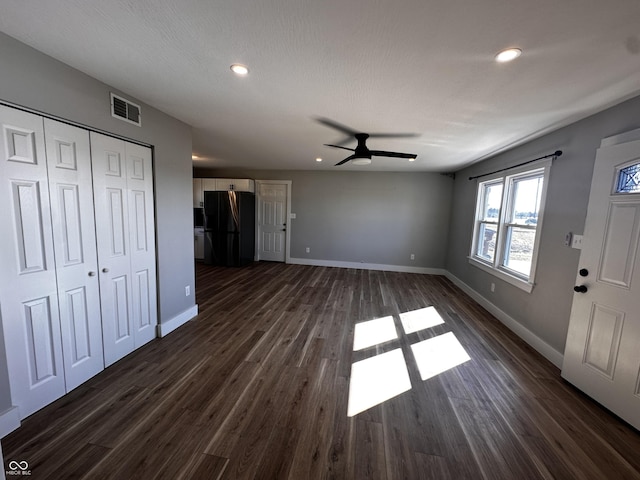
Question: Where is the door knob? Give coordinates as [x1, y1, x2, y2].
[102, 268, 110, 273]
[574, 285, 588, 293]
[579, 268, 589, 277]
[88, 271, 96, 277]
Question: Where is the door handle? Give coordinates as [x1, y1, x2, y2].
[574, 285, 588, 293]
[88, 271, 96, 277]
[102, 268, 110, 273]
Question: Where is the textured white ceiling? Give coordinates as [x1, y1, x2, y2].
[2, 0, 640, 172]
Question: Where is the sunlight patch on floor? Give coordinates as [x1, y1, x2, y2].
[399, 306, 445, 334]
[353, 316, 398, 351]
[348, 308, 472, 417]
[411, 332, 471, 381]
[347, 348, 411, 417]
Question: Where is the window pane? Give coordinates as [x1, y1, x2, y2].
[616, 163, 640, 193]
[476, 222, 497, 262]
[511, 175, 543, 225]
[503, 227, 535, 276]
[481, 182, 503, 221]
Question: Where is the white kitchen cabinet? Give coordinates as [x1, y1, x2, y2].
[195, 178, 255, 194]
[202, 178, 217, 192]
[194, 228, 205, 260]
[193, 178, 203, 207]
[215, 178, 255, 192]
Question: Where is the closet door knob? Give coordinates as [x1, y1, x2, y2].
[88, 271, 96, 277]
[102, 268, 110, 273]
[573, 285, 588, 293]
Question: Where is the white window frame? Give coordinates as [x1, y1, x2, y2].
[469, 159, 551, 293]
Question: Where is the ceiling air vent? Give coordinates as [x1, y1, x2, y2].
[110, 93, 141, 126]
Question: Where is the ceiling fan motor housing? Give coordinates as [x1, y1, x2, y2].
[354, 133, 372, 159]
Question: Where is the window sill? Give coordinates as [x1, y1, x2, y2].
[468, 257, 534, 293]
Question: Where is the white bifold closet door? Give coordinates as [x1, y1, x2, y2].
[90, 132, 157, 367]
[44, 118, 104, 391]
[0, 106, 157, 419]
[0, 107, 104, 417]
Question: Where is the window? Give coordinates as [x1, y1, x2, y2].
[469, 161, 551, 292]
[615, 162, 640, 193]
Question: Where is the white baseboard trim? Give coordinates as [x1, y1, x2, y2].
[444, 272, 564, 369]
[157, 304, 199, 338]
[288, 257, 447, 276]
[0, 406, 20, 438]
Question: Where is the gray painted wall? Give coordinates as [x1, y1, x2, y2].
[195, 169, 454, 269]
[446, 94, 640, 354]
[0, 33, 194, 414]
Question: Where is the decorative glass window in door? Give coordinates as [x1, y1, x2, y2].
[616, 162, 640, 193]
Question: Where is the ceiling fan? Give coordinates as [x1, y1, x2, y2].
[316, 117, 419, 166]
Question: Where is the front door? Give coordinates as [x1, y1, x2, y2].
[257, 181, 289, 262]
[562, 130, 640, 430]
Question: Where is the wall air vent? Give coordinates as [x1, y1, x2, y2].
[110, 93, 142, 126]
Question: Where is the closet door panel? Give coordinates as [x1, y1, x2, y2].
[0, 106, 66, 418]
[44, 119, 104, 390]
[126, 142, 157, 347]
[90, 132, 135, 366]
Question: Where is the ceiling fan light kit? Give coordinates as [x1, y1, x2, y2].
[352, 158, 372, 165]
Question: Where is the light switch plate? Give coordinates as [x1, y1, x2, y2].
[571, 234, 583, 249]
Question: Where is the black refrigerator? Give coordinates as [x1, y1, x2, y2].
[203, 190, 255, 266]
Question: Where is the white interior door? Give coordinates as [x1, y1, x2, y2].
[562, 132, 640, 430]
[44, 118, 104, 391]
[90, 133, 135, 366]
[257, 181, 288, 262]
[90, 132, 156, 366]
[125, 142, 157, 348]
[0, 106, 66, 417]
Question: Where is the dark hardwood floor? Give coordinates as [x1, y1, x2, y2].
[3, 262, 640, 479]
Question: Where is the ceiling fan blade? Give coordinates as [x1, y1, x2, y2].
[370, 150, 417, 159]
[335, 154, 357, 166]
[324, 144, 355, 152]
[315, 117, 358, 136]
[367, 132, 420, 139]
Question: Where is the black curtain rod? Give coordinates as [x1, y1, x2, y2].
[468, 150, 562, 181]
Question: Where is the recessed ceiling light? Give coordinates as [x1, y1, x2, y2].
[495, 48, 522, 63]
[315, 157, 322, 162]
[230, 64, 249, 75]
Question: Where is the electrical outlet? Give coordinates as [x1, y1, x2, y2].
[185, 285, 190, 296]
[305, 247, 310, 253]
[410, 254, 415, 260]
